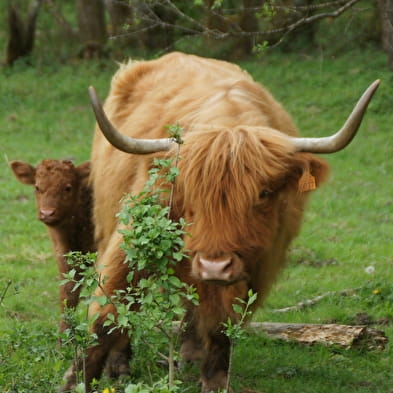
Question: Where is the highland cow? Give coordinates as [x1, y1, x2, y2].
[60, 52, 379, 392]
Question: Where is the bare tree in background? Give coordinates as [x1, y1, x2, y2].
[3, 0, 380, 64]
[377, 0, 393, 69]
[5, 0, 43, 65]
[113, 0, 364, 58]
[75, 0, 107, 58]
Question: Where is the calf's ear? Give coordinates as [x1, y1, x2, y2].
[76, 161, 91, 180]
[9, 161, 36, 185]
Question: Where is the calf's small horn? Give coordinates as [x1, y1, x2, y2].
[88, 86, 176, 154]
[290, 79, 380, 154]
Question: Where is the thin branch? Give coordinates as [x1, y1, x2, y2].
[43, 0, 76, 38]
[210, 0, 362, 39]
[140, 335, 170, 364]
[271, 287, 361, 313]
[263, 0, 361, 38]
[162, 0, 206, 32]
[167, 142, 181, 219]
[220, 0, 358, 14]
[97, 273, 117, 307]
[226, 342, 234, 393]
[109, 19, 202, 41]
[168, 334, 175, 388]
[0, 280, 12, 306]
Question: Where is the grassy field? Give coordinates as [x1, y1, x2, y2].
[1, 47, 393, 393]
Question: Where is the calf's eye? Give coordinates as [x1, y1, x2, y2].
[35, 185, 40, 193]
[65, 184, 72, 192]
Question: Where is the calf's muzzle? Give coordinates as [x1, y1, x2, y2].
[39, 208, 58, 225]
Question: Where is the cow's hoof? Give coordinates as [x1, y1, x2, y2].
[58, 365, 76, 393]
[104, 350, 131, 378]
[201, 372, 234, 393]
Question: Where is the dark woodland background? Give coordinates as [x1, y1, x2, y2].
[2, 0, 392, 67]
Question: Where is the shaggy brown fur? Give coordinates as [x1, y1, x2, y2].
[61, 52, 329, 392]
[10, 159, 95, 332]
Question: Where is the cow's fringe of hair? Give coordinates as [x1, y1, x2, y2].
[175, 126, 297, 254]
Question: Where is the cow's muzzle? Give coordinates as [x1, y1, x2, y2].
[191, 253, 247, 284]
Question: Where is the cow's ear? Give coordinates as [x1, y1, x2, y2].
[76, 161, 91, 180]
[9, 161, 36, 185]
[291, 153, 329, 193]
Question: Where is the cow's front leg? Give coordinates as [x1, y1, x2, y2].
[104, 336, 132, 378]
[59, 344, 109, 393]
[180, 309, 205, 364]
[201, 331, 233, 393]
[59, 310, 125, 393]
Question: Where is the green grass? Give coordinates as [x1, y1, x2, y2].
[1, 47, 393, 392]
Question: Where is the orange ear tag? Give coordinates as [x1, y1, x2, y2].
[298, 165, 316, 193]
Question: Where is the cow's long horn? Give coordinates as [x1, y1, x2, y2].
[290, 80, 380, 154]
[88, 86, 176, 154]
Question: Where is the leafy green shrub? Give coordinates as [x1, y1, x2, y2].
[61, 132, 199, 391]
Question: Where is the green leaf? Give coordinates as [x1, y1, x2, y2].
[118, 314, 129, 327]
[232, 303, 243, 315]
[173, 252, 184, 261]
[95, 295, 108, 306]
[248, 291, 258, 305]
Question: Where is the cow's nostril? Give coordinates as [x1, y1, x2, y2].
[223, 260, 233, 273]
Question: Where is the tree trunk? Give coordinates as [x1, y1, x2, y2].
[235, 0, 260, 57]
[203, 0, 230, 55]
[104, 0, 138, 52]
[5, 0, 42, 66]
[75, 0, 107, 59]
[377, 0, 393, 69]
[105, 0, 131, 37]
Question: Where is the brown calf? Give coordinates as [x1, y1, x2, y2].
[10, 159, 95, 332]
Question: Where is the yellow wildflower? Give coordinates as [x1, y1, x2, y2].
[103, 388, 115, 393]
[372, 289, 380, 295]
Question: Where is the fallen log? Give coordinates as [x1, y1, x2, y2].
[248, 322, 388, 350]
[173, 320, 387, 350]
